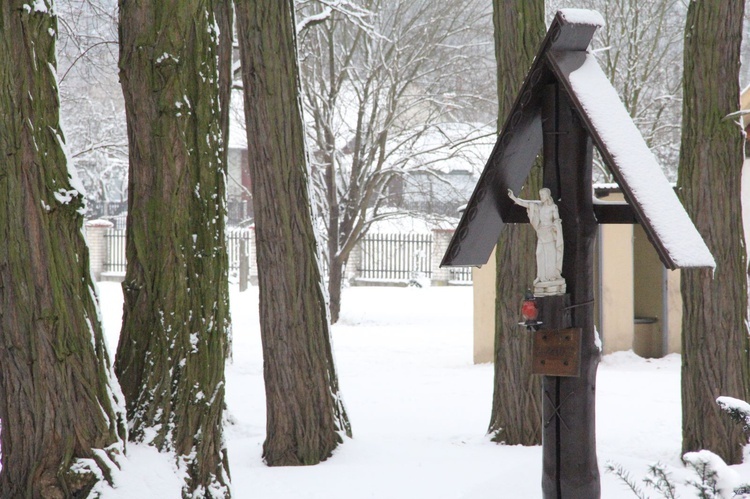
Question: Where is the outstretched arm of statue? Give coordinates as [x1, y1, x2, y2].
[507, 188, 531, 208]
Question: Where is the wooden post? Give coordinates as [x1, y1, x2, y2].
[239, 237, 249, 292]
[540, 83, 600, 498]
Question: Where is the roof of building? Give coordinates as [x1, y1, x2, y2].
[440, 9, 714, 270]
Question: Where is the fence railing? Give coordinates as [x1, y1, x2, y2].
[226, 228, 253, 274]
[101, 228, 472, 284]
[90, 199, 252, 227]
[104, 229, 127, 273]
[104, 228, 253, 275]
[358, 233, 433, 281]
[449, 266, 473, 283]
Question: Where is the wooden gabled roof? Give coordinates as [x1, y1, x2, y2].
[440, 9, 714, 271]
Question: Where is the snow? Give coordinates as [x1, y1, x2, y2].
[91, 282, 750, 498]
[717, 396, 750, 416]
[683, 450, 742, 496]
[551, 51, 715, 269]
[558, 9, 605, 28]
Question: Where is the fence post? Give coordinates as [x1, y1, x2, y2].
[345, 241, 361, 284]
[431, 229, 454, 286]
[239, 237, 249, 292]
[84, 219, 114, 282]
[248, 227, 258, 285]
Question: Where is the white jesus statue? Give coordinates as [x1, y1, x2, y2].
[508, 187, 566, 296]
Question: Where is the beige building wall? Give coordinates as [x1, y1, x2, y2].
[632, 224, 665, 357]
[470, 204, 682, 363]
[666, 269, 682, 354]
[598, 224, 634, 354]
[473, 248, 496, 364]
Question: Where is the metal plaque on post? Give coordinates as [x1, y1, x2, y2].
[532, 328, 582, 377]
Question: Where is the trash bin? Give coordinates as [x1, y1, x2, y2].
[633, 317, 660, 358]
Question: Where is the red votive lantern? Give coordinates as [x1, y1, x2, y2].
[521, 289, 539, 328]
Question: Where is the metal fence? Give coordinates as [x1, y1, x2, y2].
[104, 229, 127, 273]
[449, 266, 473, 283]
[91, 199, 251, 227]
[358, 233, 433, 281]
[104, 228, 253, 275]
[103, 228, 473, 284]
[226, 228, 253, 274]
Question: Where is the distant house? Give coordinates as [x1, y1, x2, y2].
[387, 124, 494, 216]
[226, 92, 252, 224]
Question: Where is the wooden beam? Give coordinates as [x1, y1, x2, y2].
[541, 82, 601, 499]
[441, 12, 598, 268]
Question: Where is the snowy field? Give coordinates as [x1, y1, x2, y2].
[96, 283, 750, 498]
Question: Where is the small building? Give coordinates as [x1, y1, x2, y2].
[448, 10, 716, 364]
[472, 80, 750, 364]
[465, 193, 689, 364]
[472, 186, 683, 363]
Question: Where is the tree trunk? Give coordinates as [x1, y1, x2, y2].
[234, 0, 352, 466]
[328, 254, 344, 324]
[488, 0, 545, 446]
[0, 3, 126, 496]
[326, 125, 342, 324]
[115, 1, 232, 495]
[678, 0, 750, 465]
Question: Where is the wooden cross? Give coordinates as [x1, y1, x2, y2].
[440, 9, 714, 498]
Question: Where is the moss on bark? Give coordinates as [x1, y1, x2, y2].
[115, 0, 232, 495]
[0, 2, 126, 496]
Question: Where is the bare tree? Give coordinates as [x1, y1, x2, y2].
[56, 0, 128, 206]
[115, 0, 233, 495]
[235, 0, 352, 466]
[0, 2, 126, 495]
[550, 0, 685, 181]
[298, 0, 495, 322]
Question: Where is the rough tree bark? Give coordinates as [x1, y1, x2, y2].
[0, 2, 126, 496]
[487, 0, 545, 446]
[234, 0, 352, 466]
[678, 0, 750, 465]
[115, 0, 232, 495]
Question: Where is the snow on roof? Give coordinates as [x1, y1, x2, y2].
[553, 51, 715, 269]
[558, 9, 605, 27]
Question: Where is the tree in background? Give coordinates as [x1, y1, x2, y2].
[550, 0, 685, 181]
[297, 0, 495, 323]
[677, 0, 750, 465]
[0, 2, 126, 495]
[115, 0, 232, 495]
[235, 0, 352, 466]
[591, 0, 683, 178]
[486, 0, 545, 446]
[56, 0, 129, 206]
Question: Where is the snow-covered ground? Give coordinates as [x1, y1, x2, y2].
[96, 283, 750, 498]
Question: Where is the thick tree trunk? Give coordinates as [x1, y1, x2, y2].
[115, 1, 232, 495]
[0, 2, 126, 496]
[234, 0, 351, 466]
[678, 0, 750, 465]
[488, 0, 545, 446]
